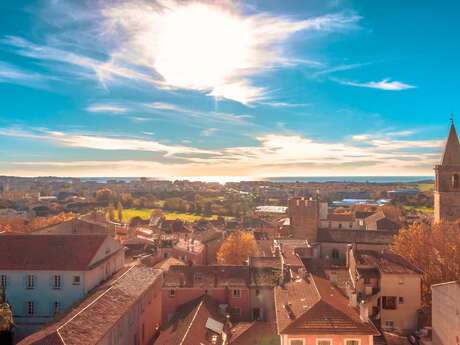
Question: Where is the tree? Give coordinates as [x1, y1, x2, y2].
[117, 201, 124, 223]
[107, 204, 115, 221]
[95, 188, 113, 206]
[217, 231, 258, 265]
[392, 221, 460, 308]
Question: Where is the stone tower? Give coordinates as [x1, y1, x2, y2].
[287, 197, 319, 241]
[434, 121, 460, 223]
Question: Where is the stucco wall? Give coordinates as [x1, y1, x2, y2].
[432, 282, 460, 345]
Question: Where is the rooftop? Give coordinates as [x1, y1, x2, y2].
[0, 234, 114, 271]
[275, 262, 379, 335]
[19, 264, 162, 345]
[354, 250, 423, 275]
[317, 228, 397, 244]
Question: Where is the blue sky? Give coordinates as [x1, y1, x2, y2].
[0, 0, 458, 179]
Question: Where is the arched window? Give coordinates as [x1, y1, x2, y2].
[453, 174, 459, 188]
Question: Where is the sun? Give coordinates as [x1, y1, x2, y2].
[147, 3, 252, 91]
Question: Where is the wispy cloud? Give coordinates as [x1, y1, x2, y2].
[335, 78, 416, 91]
[100, 4, 361, 103]
[1, 122, 442, 178]
[86, 103, 128, 113]
[2, 1, 361, 105]
[260, 101, 311, 108]
[0, 127, 217, 157]
[200, 128, 219, 137]
[145, 102, 253, 125]
[312, 62, 369, 78]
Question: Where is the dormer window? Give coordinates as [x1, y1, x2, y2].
[453, 174, 459, 188]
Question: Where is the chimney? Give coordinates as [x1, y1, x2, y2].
[359, 300, 369, 322]
[346, 243, 353, 268]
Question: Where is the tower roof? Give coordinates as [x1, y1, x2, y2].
[441, 122, 460, 165]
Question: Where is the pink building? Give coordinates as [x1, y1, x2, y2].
[274, 262, 379, 345]
[161, 261, 282, 325]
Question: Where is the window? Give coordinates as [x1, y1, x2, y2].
[169, 289, 175, 298]
[27, 301, 35, 315]
[317, 340, 332, 345]
[232, 289, 241, 298]
[255, 289, 260, 296]
[384, 320, 395, 328]
[349, 222, 353, 228]
[364, 277, 371, 284]
[453, 174, 459, 188]
[399, 296, 404, 304]
[26, 275, 35, 289]
[194, 272, 203, 281]
[332, 249, 340, 260]
[0, 274, 7, 287]
[52, 275, 62, 289]
[233, 307, 241, 316]
[53, 301, 61, 315]
[289, 340, 304, 345]
[73, 276, 81, 285]
[382, 296, 397, 310]
[253, 308, 261, 320]
[338, 223, 342, 229]
[346, 340, 360, 345]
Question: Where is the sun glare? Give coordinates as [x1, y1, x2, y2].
[149, 3, 252, 91]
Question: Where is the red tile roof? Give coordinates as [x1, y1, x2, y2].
[355, 250, 423, 274]
[0, 234, 112, 271]
[155, 296, 226, 345]
[229, 321, 279, 345]
[275, 270, 379, 335]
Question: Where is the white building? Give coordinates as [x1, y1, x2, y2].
[0, 234, 124, 338]
[432, 281, 460, 345]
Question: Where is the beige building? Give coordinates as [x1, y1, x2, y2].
[431, 281, 460, 345]
[347, 248, 422, 333]
[434, 122, 460, 223]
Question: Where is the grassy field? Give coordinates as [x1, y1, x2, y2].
[416, 183, 434, 192]
[403, 205, 433, 214]
[114, 208, 227, 223]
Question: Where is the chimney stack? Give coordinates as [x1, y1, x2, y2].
[359, 300, 369, 322]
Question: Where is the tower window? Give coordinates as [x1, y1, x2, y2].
[453, 174, 460, 189]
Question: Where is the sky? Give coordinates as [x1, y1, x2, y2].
[0, 0, 459, 180]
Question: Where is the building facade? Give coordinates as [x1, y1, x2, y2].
[0, 234, 124, 338]
[431, 281, 460, 345]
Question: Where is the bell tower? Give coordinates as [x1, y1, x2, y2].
[434, 120, 460, 223]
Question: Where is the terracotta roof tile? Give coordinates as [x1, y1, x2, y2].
[0, 234, 110, 270]
[355, 250, 423, 274]
[275, 265, 379, 335]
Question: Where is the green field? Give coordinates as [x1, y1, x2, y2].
[112, 208, 227, 223]
[403, 205, 433, 214]
[416, 183, 434, 192]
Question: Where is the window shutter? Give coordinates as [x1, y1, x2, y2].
[50, 274, 54, 288]
[23, 274, 28, 289]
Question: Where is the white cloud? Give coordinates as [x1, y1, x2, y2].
[2, 129, 443, 177]
[336, 78, 416, 91]
[0, 127, 217, 157]
[86, 104, 128, 113]
[260, 101, 311, 108]
[200, 128, 219, 137]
